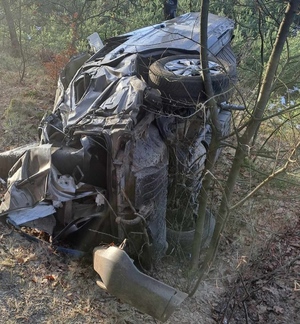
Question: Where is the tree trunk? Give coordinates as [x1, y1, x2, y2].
[190, 0, 222, 271]
[1, 0, 21, 57]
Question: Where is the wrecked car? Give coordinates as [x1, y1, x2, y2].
[0, 12, 236, 322]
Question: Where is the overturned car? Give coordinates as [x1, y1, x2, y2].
[0, 12, 236, 322]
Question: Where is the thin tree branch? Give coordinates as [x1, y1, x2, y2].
[231, 141, 300, 210]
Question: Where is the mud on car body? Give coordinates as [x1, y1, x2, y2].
[0, 12, 236, 321]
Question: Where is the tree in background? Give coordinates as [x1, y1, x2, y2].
[1, 0, 21, 56]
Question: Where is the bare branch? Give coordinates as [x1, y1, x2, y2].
[231, 141, 300, 210]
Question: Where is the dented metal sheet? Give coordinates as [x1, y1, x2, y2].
[57, 59, 146, 129]
[8, 203, 56, 226]
[94, 13, 234, 63]
[1, 144, 52, 212]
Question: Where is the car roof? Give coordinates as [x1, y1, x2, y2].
[98, 12, 234, 62]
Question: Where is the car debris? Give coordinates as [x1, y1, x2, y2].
[0, 12, 236, 321]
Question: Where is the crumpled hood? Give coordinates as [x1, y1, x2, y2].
[53, 54, 147, 131]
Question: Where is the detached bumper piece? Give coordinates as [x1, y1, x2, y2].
[93, 246, 188, 322]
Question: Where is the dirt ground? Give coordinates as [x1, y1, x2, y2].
[0, 63, 299, 323]
[214, 218, 300, 323]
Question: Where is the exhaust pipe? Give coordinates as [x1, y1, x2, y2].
[93, 246, 188, 322]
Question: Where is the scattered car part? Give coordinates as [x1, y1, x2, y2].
[94, 244, 188, 322]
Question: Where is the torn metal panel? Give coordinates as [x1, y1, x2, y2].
[57, 58, 146, 130]
[1, 144, 52, 212]
[0, 143, 39, 179]
[8, 202, 56, 226]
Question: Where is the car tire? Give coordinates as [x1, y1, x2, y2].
[166, 209, 215, 255]
[148, 55, 235, 103]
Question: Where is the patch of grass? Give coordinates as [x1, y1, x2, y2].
[22, 89, 40, 99]
[2, 98, 44, 147]
[0, 52, 21, 73]
[0, 49, 55, 151]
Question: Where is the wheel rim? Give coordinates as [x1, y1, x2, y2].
[164, 58, 225, 76]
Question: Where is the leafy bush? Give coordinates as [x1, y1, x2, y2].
[43, 46, 77, 83]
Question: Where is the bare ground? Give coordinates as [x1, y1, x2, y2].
[214, 217, 300, 323]
[0, 62, 299, 323]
